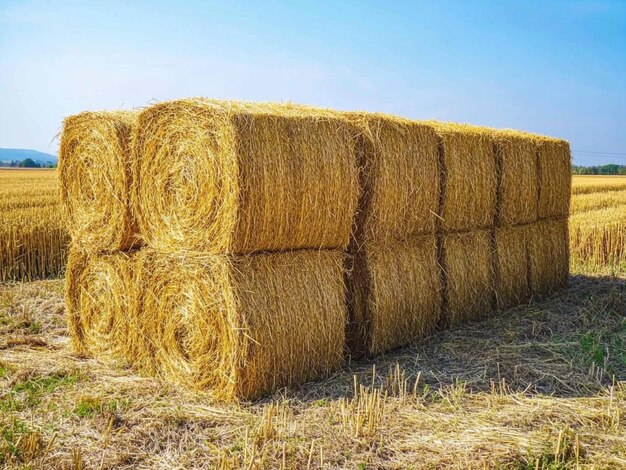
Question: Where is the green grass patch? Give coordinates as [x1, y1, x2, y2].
[1, 371, 81, 411]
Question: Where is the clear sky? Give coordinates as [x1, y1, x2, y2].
[1, 0, 625, 166]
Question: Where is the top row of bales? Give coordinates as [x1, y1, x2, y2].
[59, 99, 570, 255]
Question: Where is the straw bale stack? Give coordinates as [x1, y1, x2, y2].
[346, 236, 441, 356]
[430, 123, 497, 231]
[136, 249, 346, 401]
[65, 248, 141, 364]
[441, 230, 493, 326]
[59, 111, 140, 252]
[530, 219, 569, 294]
[493, 130, 539, 225]
[494, 225, 532, 309]
[132, 99, 359, 254]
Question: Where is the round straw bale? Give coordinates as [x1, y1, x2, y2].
[529, 219, 569, 295]
[536, 138, 571, 219]
[346, 235, 442, 357]
[132, 99, 359, 254]
[493, 130, 539, 226]
[344, 113, 440, 241]
[429, 123, 497, 231]
[59, 111, 140, 252]
[65, 248, 141, 365]
[494, 225, 532, 309]
[137, 248, 347, 401]
[442, 230, 494, 327]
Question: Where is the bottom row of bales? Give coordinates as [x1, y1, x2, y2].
[67, 219, 568, 401]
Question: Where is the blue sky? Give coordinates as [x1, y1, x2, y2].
[1, 0, 625, 165]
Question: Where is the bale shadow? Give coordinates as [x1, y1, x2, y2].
[291, 273, 626, 403]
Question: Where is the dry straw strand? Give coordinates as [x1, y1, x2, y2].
[442, 230, 494, 327]
[429, 122, 497, 232]
[59, 111, 140, 252]
[494, 225, 532, 309]
[346, 236, 442, 356]
[137, 248, 347, 401]
[530, 219, 570, 295]
[132, 98, 360, 254]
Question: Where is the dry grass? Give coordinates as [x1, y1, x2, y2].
[132, 99, 360, 254]
[572, 175, 626, 195]
[58, 111, 140, 252]
[1, 265, 624, 468]
[494, 224, 532, 309]
[0, 169, 68, 282]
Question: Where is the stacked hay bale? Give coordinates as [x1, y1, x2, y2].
[491, 131, 571, 308]
[61, 98, 572, 398]
[62, 99, 360, 401]
[343, 114, 442, 357]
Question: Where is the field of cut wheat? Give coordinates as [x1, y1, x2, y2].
[570, 175, 626, 271]
[0, 169, 68, 282]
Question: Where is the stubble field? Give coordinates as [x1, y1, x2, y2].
[0, 171, 624, 468]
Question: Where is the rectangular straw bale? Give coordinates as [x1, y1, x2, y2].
[530, 219, 569, 295]
[537, 137, 571, 219]
[442, 230, 494, 327]
[65, 248, 143, 366]
[132, 99, 360, 254]
[493, 130, 539, 225]
[345, 113, 440, 242]
[494, 225, 532, 309]
[59, 111, 141, 252]
[430, 123, 497, 231]
[136, 248, 347, 401]
[346, 235, 442, 357]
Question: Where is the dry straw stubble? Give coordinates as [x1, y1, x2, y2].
[132, 99, 360, 254]
[59, 111, 140, 252]
[137, 248, 347, 401]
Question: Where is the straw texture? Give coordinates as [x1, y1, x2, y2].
[431, 123, 497, 231]
[346, 236, 442, 357]
[132, 99, 359, 254]
[137, 249, 346, 401]
[493, 130, 539, 226]
[530, 219, 569, 295]
[537, 138, 571, 219]
[59, 111, 140, 252]
[494, 225, 532, 309]
[442, 230, 494, 326]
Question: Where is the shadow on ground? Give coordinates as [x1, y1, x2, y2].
[292, 273, 626, 403]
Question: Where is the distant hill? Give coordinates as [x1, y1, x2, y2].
[0, 148, 57, 164]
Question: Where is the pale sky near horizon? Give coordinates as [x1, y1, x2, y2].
[1, 0, 625, 166]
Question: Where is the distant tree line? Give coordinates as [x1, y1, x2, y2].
[572, 164, 626, 175]
[0, 158, 57, 168]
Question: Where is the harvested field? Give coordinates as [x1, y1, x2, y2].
[570, 176, 626, 271]
[1, 266, 624, 468]
[0, 169, 68, 282]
